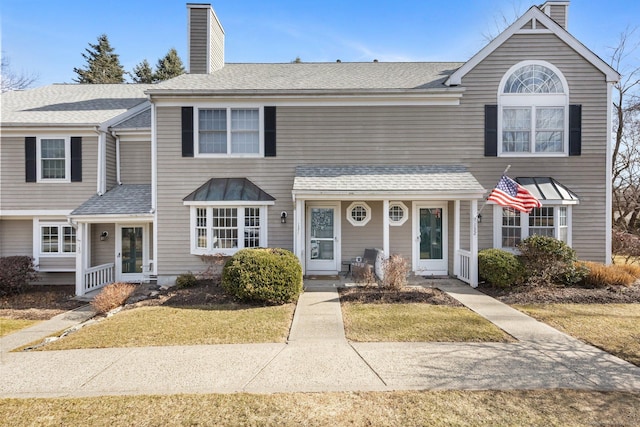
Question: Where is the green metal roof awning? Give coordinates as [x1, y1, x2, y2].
[183, 178, 276, 202]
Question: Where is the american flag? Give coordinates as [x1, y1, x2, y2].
[487, 175, 541, 213]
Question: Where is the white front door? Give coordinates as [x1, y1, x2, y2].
[306, 203, 340, 274]
[413, 203, 448, 275]
[116, 224, 148, 282]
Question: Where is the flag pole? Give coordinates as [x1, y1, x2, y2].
[476, 164, 511, 221]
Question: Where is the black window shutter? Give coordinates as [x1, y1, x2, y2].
[25, 137, 37, 182]
[569, 104, 582, 156]
[182, 107, 194, 157]
[71, 137, 82, 182]
[264, 106, 276, 157]
[484, 105, 498, 157]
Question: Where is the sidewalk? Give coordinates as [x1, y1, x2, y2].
[1, 281, 640, 398]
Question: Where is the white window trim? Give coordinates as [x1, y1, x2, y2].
[188, 203, 270, 255]
[492, 204, 573, 251]
[497, 60, 570, 157]
[39, 222, 77, 256]
[36, 136, 71, 183]
[194, 106, 264, 158]
[388, 201, 409, 226]
[346, 202, 372, 226]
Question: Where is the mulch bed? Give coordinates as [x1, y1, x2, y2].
[478, 283, 640, 305]
[0, 285, 85, 320]
[338, 287, 463, 307]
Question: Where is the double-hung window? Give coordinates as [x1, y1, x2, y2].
[38, 137, 70, 182]
[494, 205, 571, 250]
[499, 62, 569, 156]
[190, 205, 268, 255]
[197, 107, 261, 156]
[41, 224, 76, 255]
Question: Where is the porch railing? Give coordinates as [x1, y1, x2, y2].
[84, 263, 115, 294]
[456, 249, 472, 284]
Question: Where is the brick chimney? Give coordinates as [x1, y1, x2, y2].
[187, 3, 224, 74]
[540, 1, 570, 30]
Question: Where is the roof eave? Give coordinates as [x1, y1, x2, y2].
[146, 87, 466, 97]
[445, 6, 620, 86]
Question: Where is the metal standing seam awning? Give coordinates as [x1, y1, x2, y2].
[183, 178, 276, 203]
[515, 177, 580, 203]
[292, 165, 487, 200]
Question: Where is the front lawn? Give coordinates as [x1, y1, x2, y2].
[0, 318, 39, 337]
[40, 304, 295, 350]
[1, 390, 638, 426]
[515, 303, 640, 366]
[340, 287, 513, 342]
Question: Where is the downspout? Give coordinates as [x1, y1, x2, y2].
[111, 131, 122, 185]
[605, 81, 613, 264]
[151, 102, 158, 277]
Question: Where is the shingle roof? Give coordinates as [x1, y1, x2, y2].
[112, 106, 151, 129]
[1, 84, 153, 126]
[149, 62, 464, 93]
[70, 185, 152, 216]
[183, 178, 275, 202]
[293, 165, 485, 194]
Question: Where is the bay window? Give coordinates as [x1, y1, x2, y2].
[190, 205, 267, 254]
[494, 205, 571, 250]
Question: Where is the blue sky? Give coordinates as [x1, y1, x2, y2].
[1, 0, 638, 87]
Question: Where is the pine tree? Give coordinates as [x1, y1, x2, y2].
[73, 34, 125, 84]
[154, 48, 185, 81]
[131, 59, 154, 83]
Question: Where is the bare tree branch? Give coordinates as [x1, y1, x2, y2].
[1, 54, 38, 92]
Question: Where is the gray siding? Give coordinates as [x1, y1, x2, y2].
[189, 7, 223, 74]
[39, 257, 74, 271]
[548, 5, 567, 29]
[155, 31, 611, 278]
[120, 139, 152, 184]
[0, 219, 32, 256]
[0, 135, 98, 210]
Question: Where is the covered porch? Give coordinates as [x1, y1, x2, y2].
[291, 165, 486, 286]
[69, 185, 155, 296]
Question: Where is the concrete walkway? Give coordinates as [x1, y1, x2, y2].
[1, 280, 640, 398]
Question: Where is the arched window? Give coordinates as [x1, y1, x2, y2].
[499, 61, 569, 155]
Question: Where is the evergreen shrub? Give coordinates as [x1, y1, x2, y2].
[222, 248, 303, 304]
[478, 249, 525, 288]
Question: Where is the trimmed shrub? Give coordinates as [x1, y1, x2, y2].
[0, 256, 38, 296]
[91, 282, 136, 314]
[517, 235, 587, 286]
[382, 254, 410, 290]
[478, 249, 525, 288]
[581, 261, 637, 288]
[222, 248, 303, 304]
[176, 272, 198, 288]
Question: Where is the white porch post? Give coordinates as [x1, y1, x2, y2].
[382, 199, 390, 259]
[470, 199, 478, 287]
[295, 198, 304, 272]
[75, 222, 86, 296]
[453, 200, 460, 277]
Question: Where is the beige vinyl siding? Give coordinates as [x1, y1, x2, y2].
[0, 219, 32, 256]
[155, 32, 611, 277]
[341, 201, 383, 269]
[458, 33, 608, 262]
[389, 201, 413, 270]
[548, 6, 567, 28]
[39, 257, 74, 271]
[0, 135, 99, 210]
[37, 272, 75, 285]
[189, 7, 209, 74]
[208, 8, 224, 72]
[91, 223, 115, 266]
[120, 139, 151, 184]
[106, 133, 117, 190]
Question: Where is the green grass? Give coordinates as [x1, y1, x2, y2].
[342, 303, 513, 342]
[0, 318, 39, 337]
[1, 390, 639, 426]
[40, 304, 295, 350]
[515, 303, 640, 366]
